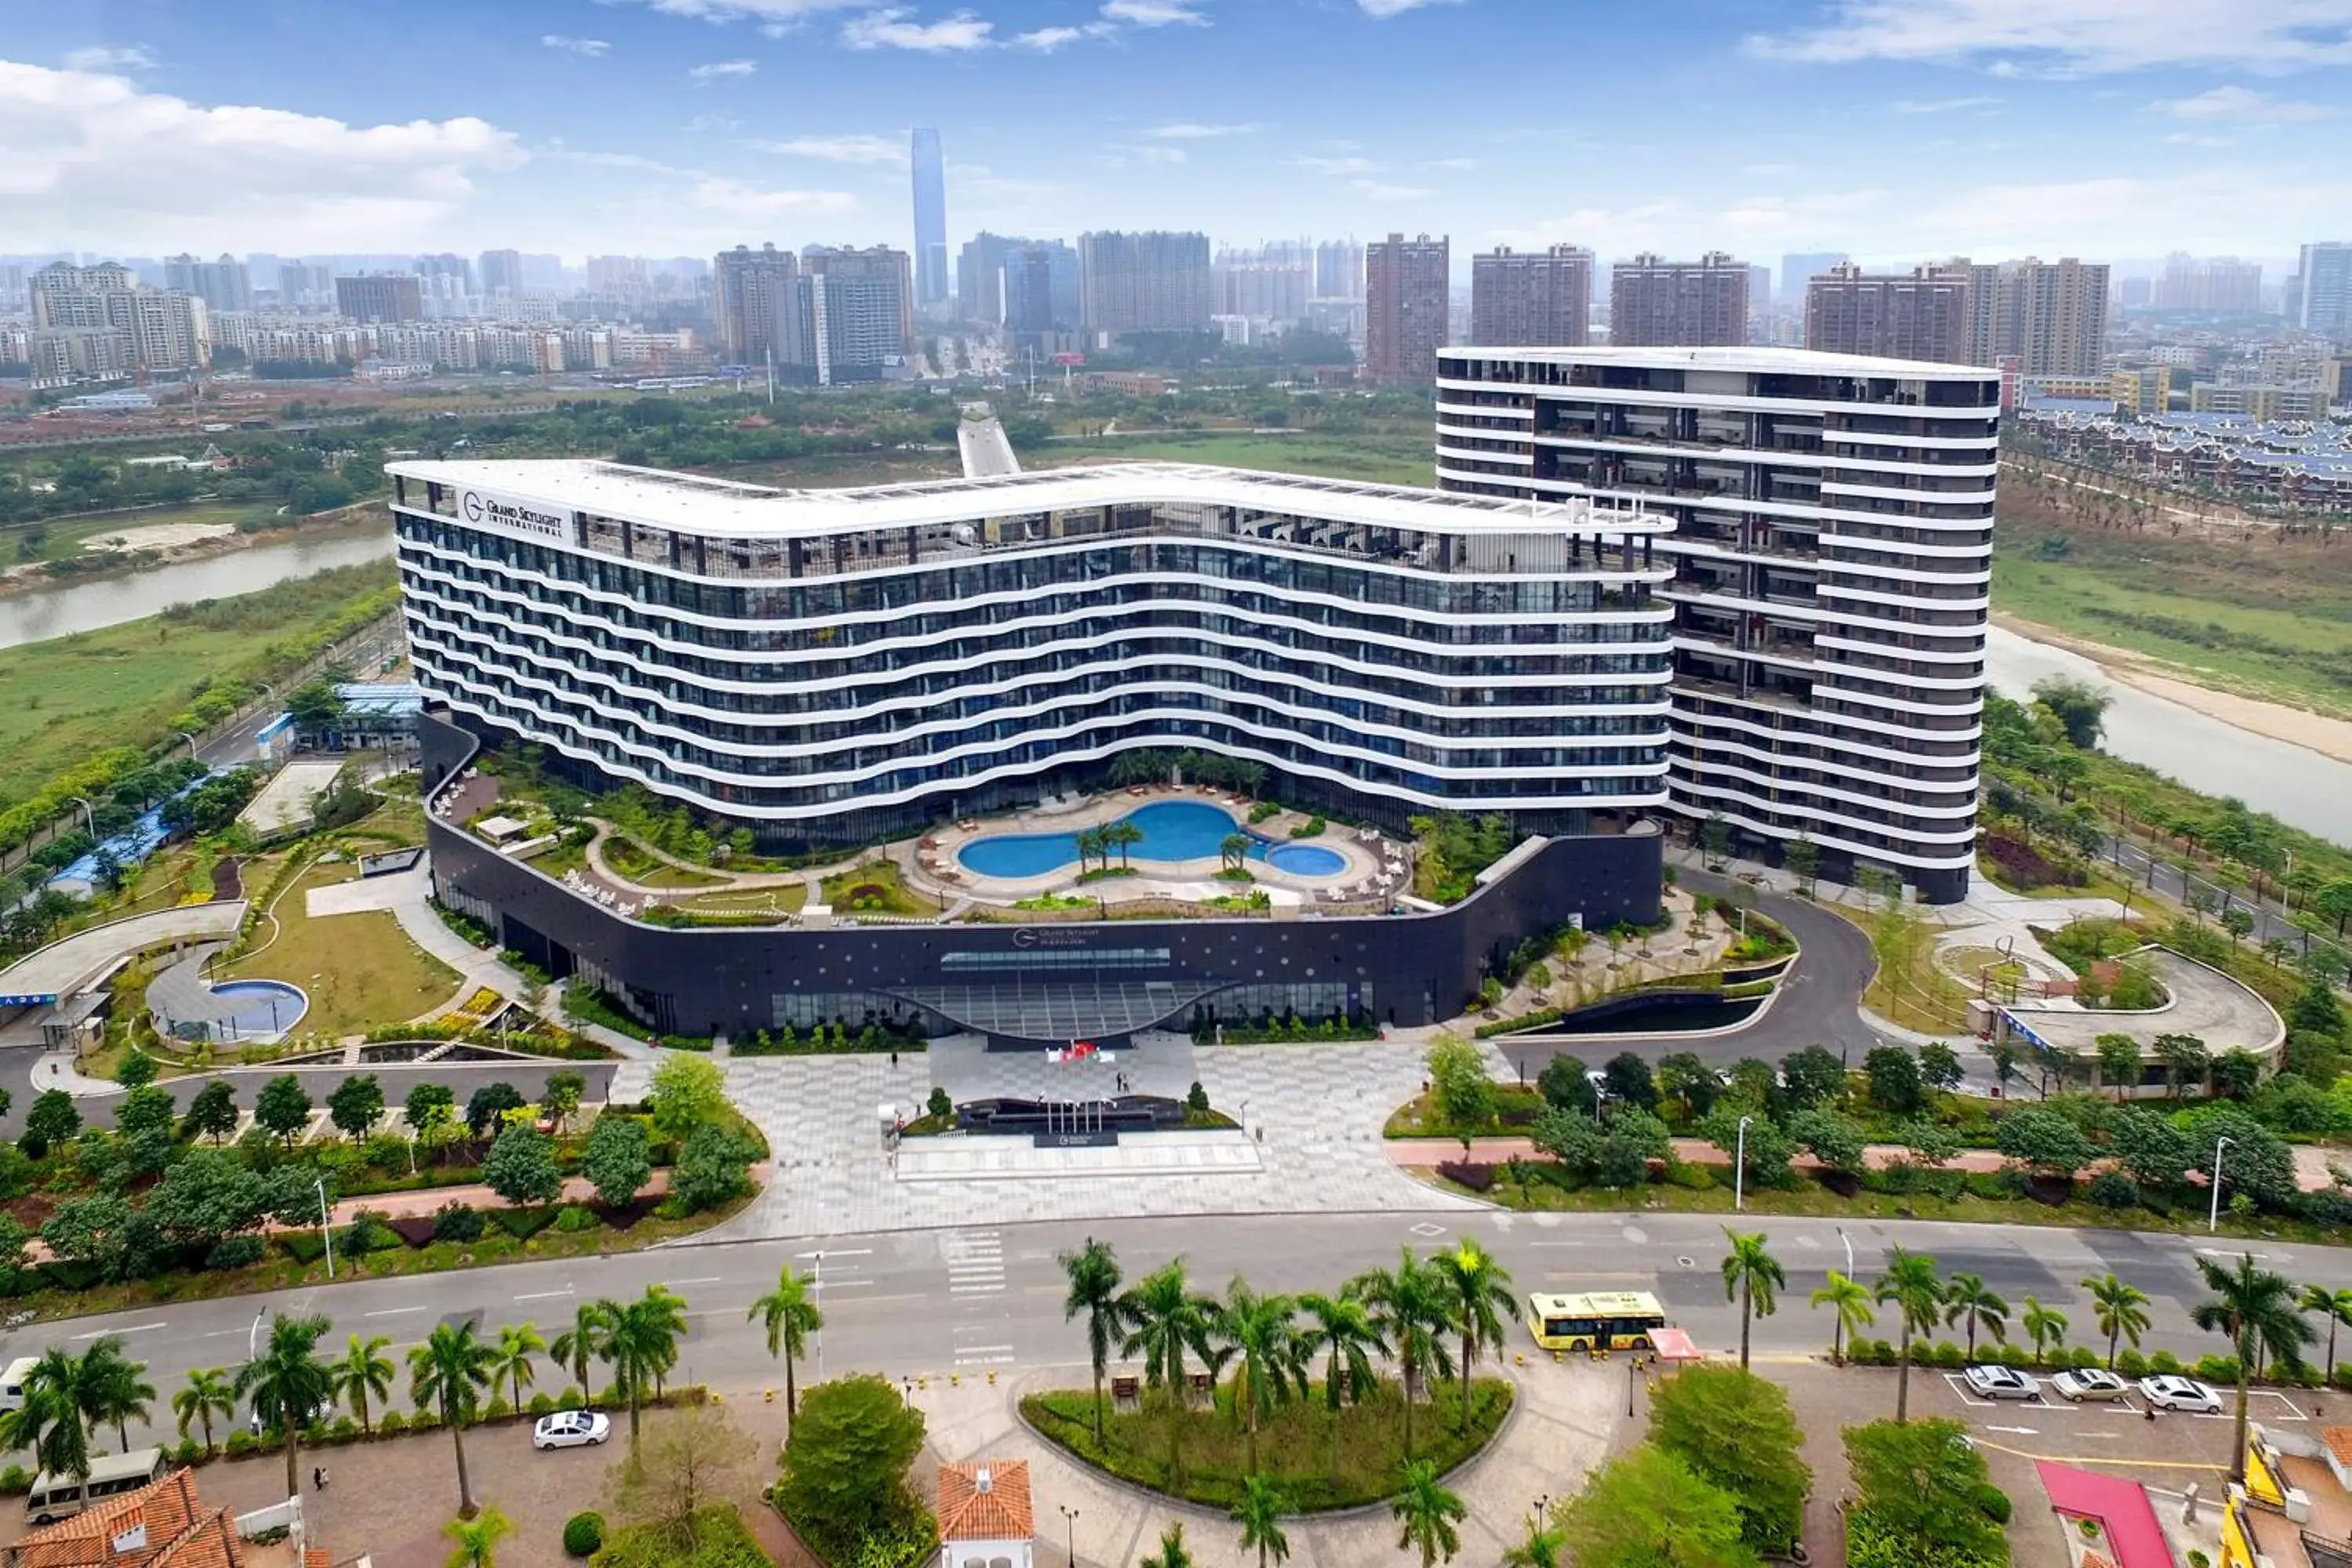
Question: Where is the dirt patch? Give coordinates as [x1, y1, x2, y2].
[81, 521, 238, 553]
[211, 855, 245, 901]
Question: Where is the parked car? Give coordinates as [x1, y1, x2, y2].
[2053, 1368, 2132, 1403]
[532, 1410, 611, 1450]
[248, 1399, 332, 1436]
[2138, 1375, 2224, 1414]
[1962, 1364, 2042, 1401]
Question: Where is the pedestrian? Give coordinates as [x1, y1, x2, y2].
[313, 1465, 328, 1490]
[890, 1048, 899, 1067]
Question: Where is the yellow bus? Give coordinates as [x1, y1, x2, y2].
[1525, 1290, 1668, 1353]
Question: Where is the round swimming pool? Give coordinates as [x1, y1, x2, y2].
[197, 978, 308, 1039]
[956, 800, 1349, 880]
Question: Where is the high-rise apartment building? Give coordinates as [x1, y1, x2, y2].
[477, 249, 524, 297]
[1078, 231, 1214, 339]
[1213, 247, 1312, 325]
[2154, 253, 2263, 314]
[1803, 262, 1974, 364]
[1469, 245, 1592, 347]
[2299, 242, 2352, 337]
[1315, 240, 1365, 301]
[911, 129, 949, 308]
[163, 253, 252, 315]
[275, 262, 336, 311]
[1609, 252, 1750, 347]
[956, 232, 1029, 325]
[1364, 233, 1450, 387]
[1959, 257, 2110, 376]
[801, 245, 914, 383]
[335, 274, 424, 323]
[712, 243, 803, 367]
[27, 262, 209, 376]
[1780, 252, 1848, 304]
[1436, 346, 2001, 902]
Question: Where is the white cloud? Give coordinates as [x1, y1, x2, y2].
[1357, 0, 1461, 15]
[1290, 154, 1377, 175]
[0, 58, 524, 252]
[1138, 145, 1188, 165]
[1351, 178, 1434, 201]
[755, 133, 908, 163]
[1014, 25, 1091, 49]
[688, 58, 759, 78]
[1747, 0, 2352, 73]
[1100, 0, 1207, 25]
[61, 45, 158, 72]
[1423, 156, 1479, 170]
[1149, 122, 1259, 138]
[687, 176, 862, 220]
[2153, 85, 2340, 120]
[840, 9, 996, 49]
[623, 0, 873, 20]
[541, 34, 612, 55]
[2165, 131, 2237, 147]
[1889, 96, 2001, 113]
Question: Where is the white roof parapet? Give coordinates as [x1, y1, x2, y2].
[384, 457, 1670, 542]
[1439, 343, 2002, 379]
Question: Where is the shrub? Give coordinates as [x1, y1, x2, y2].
[2086, 1171, 2141, 1210]
[224, 1432, 257, 1459]
[1436, 1160, 1495, 1192]
[327, 1417, 358, 1443]
[492, 1206, 558, 1241]
[528, 1392, 555, 1417]
[1186, 1081, 1210, 1113]
[926, 1085, 952, 1120]
[1974, 1484, 2013, 1525]
[553, 1204, 599, 1233]
[432, 1203, 485, 1243]
[172, 1438, 203, 1466]
[2118, 1349, 2151, 1378]
[2304, 1189, 2352, 1228]
[485, 1396, 510, 1423]
[2197, 1356, 2241, 1385]
[376, 1410, 406, 1436]
[1998, 1344, 2031, 1370]
[564, 1512, 604, 1558]
[2151, 1350, 2184, 1376]
[1933, 1343, 1966, 1369]
[0, 1465, 27, 1496]
[278, 1232, 327, 1265]
[205, 1236, 265, 1271]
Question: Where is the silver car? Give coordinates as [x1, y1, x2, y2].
[2137, 1375, 2224, 1414]
[532, 1410, 612, 1450]
[2053, 1368, 2130, 1403]
[1961, 1364, 2042, 1401]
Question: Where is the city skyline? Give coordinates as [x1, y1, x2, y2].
[5, 1, 2350, 267]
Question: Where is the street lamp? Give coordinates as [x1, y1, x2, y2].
[65, 797, 94, 838]
[1836, 1224, 1854, 1277]
[249, 1308, 267, 1361]
[177, 731, 200, 760]
[314, 1178, 335, 1280]
[2209, 1135, 2234, 1232]
[1733, 1115, 1754, 1211]
[1058, 1504, 1080, 1566]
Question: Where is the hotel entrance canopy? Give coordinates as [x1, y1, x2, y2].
[886, 979, 1227, 1045]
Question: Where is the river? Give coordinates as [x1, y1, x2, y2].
[0, 527, 394, 649]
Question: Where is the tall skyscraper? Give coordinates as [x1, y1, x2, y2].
[801, 245, 914, 384]
[1004, 241, 1080, 336]
[1609, 252, 1750, 347]
[1314, 239, 1364, 300]
[712, 243, 803, 366]
[2154, 253, 2263, 314]
[335, 274, 424, 323]
[2298, 241, 2352, 336]
[1470, 245, 1592, 347]
[1966, 256, 2110, 376]
[957, 231, 1026, 325]
[478, 249, 524, 297]
[1780, 252, 1848, 303]
[1078, 231, 1214, 339]
[1364, 233, 1450, 387]
[163, 253, 252, 314]
[911, 129, 948, 308]
[1804, 262, 1974, 363]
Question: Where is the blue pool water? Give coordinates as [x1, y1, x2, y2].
[958, 800, 1348, 879]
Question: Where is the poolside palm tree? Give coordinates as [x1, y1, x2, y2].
[2022, 1297, 2069, 1367]
[1232, 1473, 1292, 1567]
[749, 1265, 826, 1436]
[2194, 1253, 2317, 1483]
[409, 1319, 500, 1519]
[1213, 1276, 1305, 1474]
[603, 1285, 689, 1452]
[491, 1323, 543, 1414]
[235, 1312, 334, 1501]
[1391, 1458, 1468, 1567]
[1120, 1259, 1217, 1483]
[1056, 1238, 1128, 1446]
[1220, 833, 1250, 873]
[78, 1338, 155, 1453]
[1809, 1270, 1875, 1367]
[1109, 819, 1145, 869]
[2303, 1284, 2352, 1384]
[2082, 1272, 2152, 1370]
[1432, 1238, 1516, 1431]
[1141, 1522, 1194, 1568]
[1077, 825, 1109, 874]
[1, 1350, 89, 1484]
[1356, 1246, 1456, 1461]
[327, 1335, 394, 1437]
[550, 1300, 611, 1401]
[1719, 1229, 1785, 1372]
[173, 1367, 237, 1454]
[1944, 1272, 2010, 1363]
[1298, 1288, 1385, 1410]
[441, 1504, 515, 1568]
[1874, 1247, 1944, 1423]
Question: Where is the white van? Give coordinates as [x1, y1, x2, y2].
[24, 1448, 169, 1525]
[0, 1357, 36, 1414]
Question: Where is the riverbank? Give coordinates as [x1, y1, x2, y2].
[0, 500, 387, 603]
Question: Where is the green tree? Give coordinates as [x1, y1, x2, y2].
[1120, 1258, 1217, 1481]
[114, 1083, 176, 1142]
[78, 1337, 155, 1453]
[1144, 1522, 1196, 1568]
[21, 1088, 81, 1157]
[603, 1286, 689, 1451]
[181, 1080, 239, 1144]
[748, 1264, 826, 1436]
[2094, 1033, 2142, 1102]
[409, 1319, 500, 1518]
[327, 1073, 385, 1142]
[236, 1312, 334, 1501]
[1299, 1287, 1385, 1410]
[1942, 1273, 2009, 1362]
[2193, 1253, 2317, 1482]
[173, 1366, 236, 1454]
[492, 1322, 543, 1413]
[580, 1115, 652, 1208]
[2304, 1285, 2352, 1385]
[1214, 1276, 1305, 1472]
[1861, 1048, 1922, 1116]
[551, 1301, 610, 1399]
[1915, 1042, 1963, 1093]
[405, 1081, 458, 1147]
[0, 1350, 89, 1485]
[480, 1125, 564, 1207]
[543, 1070, 586, 1133]
[1787, 1109, 1868, 1179]
[253, 1074, 313, 1148]
[1501, 1508, 1566, 1568]
[2022, 1296, 2069, 1367]
[441, 1504, 515, 1568]
[2157, 1032, 2212, 1098]
[1842, 1417, 2005, 1563]
[2211, 1047, 2264, 1099]
[1232, 1471, 1292, 1566]
[1778, 1044, 1846, 1110]
[1656, 1052, 1721, 1123]
[116, 1048, 158, 1091]
[2031, 676, 2109, 749]
[1874, 1248, 1944, 1423]
[1390, 1457, 1468, 1568]
[670, 1125, 755, 1212]
[463, 1081, 525, 1137]
[1536, 1055, 1598, 1116]
[775, 1374, 927, 1563]
[1424, 1037, 1496, 1130]
[1783, 834, 1820, 896]
[1556, 1444, 1756, 1568]
[1649, 1364, 1810, 1554]
[329, 1333, 394, 1436]
[1432, 1237, 1515, 1429]
[1811, 1269, 1876, 1367]
[1356, 1246, 1456, 1461]
[1994, 1103, 2096, 1183]
[2082, 1273, 2153, 1369]
[1719, 1229, 1786, 1371]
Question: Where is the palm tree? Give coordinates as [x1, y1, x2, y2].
[2082, 1273, 2152, 1370]
[1214, 1276, 1305, 1473]
[1220, 832, 1250, 873]
[172, 1367, 236, 1455]
[1232, 1472, 1292, 1567]
[1391, 1457, 1468, 1567]
[409, 1320, 500, 1519]
[1056, 1238, 1127, 1446]
[1120, 1259, 1216, 1483]
[442, 1504, 516, 1568]
[1, 1350, 89, 1484]
[1874, 1247, 1944, 1424]
[328, 1335, 394, 1438]
[1809, 1270, 1875, 1367]
[1110, 819, 1145, 869]
[78, 1338, 155, 1452]
[1142, 1522, 1194, 1568]
[1944, 1272, 2010, 1363]
[2022, 1297, 2069, 1367]
[491, 1323, 543, 1414]
[1719, 1229, 1786, 1372]
[749, 1264, 826, 1437]
[2303, 1284, 2352, 1385]
[1431, 1238, 1516, 1431]
[1298, 1288, 1385, 1410]
[603, 1286, 688, 1452]
[1356, 1247, 1455, 1461]
[1077, 826, 1109, 873]
[1501, 1509, 1565, 1568]
[550, 1301, 610, 1401]
[2193, 1253, 2317, 1483]
[236, 1312, 334, 1501]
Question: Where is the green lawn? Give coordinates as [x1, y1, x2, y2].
[223, 861, 462, 1035]
[1039, 430, 1438, 486]
[0, 500, 306, 568]
[821, 857, 931, 915]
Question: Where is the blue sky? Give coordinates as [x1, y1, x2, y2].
[5, 0, 2350, 272]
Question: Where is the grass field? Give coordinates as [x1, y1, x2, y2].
[0, 501, 305, 568]
[223, 861, 461, 1034]
[1038, 429, 1437, 486]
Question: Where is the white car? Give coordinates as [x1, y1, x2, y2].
[2053, 1368, 2132, 1403]
[532, 1410, 611, 1450]
[249, 1399, 332, 1436]
[1961, 1364, 2042, 1401]
[2139, 1375, 2224, 1414]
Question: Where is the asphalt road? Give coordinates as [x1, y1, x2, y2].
[18, 1205, 2328, 1454]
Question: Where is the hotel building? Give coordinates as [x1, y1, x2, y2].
[1433, 346, 2002, 903]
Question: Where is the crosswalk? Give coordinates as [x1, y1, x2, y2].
[944, 1229, 1014, 1367]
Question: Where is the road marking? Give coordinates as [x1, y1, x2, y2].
[365, 1307, 424, 1318]
[72, 1322, 163, 1340]
[672, 1276, 723, 1287]
[514, 1290, 572, 1301]
[1526, 1241, 1586, 1249]
[1985, 1425, 2038, 1435]
[796, 1248, 873, 1259]
[827, 1293, 919, 1307]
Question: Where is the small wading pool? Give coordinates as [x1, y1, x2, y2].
[957, 800, 1348, 880]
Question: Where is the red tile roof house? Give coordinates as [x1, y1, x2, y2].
[2039, 1460, 2176, 1568]
[937, 1459, 1035, 1568]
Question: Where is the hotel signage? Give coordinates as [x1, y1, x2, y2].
[460, 490, 568, 540]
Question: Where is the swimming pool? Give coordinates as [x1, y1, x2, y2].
[956, 800, 1348, 880]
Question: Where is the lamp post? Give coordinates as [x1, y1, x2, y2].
[1836, 1224, 1854, 1277]
[177, 731, 200, 760]
[2209, 1135, 2234, 1232]
[1626, 1356, 1639, 1417]
[248, 1308, 267, 1361]
[1734, 1115, 1754, 1211]
[1058, 1504, 1079, 1566]
[65, 797, 94, 838]
[315, 1178, 335, 1279]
